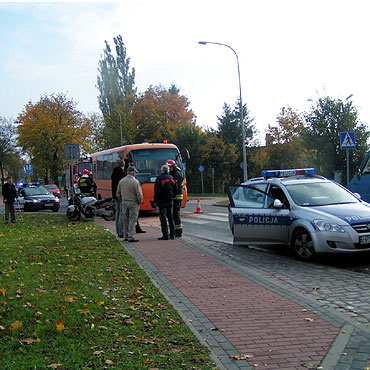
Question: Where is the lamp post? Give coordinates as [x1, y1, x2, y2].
[113, 108, 123, 146]
[198, 41, 247, 181]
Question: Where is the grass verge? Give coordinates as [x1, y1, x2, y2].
[0, 215, 216, 369]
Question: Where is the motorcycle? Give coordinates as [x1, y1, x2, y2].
[66, 193, 115, 222]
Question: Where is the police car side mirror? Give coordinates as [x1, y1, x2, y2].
[353, 192, 361, 200]
[273, 199, 284, 209]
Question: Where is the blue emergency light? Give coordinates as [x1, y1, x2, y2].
[261, 168, 316, 179]
[17, 181, 24, 187]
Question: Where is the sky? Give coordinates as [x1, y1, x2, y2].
[1, 0, 370, 144]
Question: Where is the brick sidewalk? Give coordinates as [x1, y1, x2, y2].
[96, 219, 368, 369]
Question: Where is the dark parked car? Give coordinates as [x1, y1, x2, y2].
[18, 186, 60, 212]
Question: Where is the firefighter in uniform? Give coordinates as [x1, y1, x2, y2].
[166, 159, 184, 237]
[78, 170, 97, 197]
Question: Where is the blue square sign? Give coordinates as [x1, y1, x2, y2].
[24, 163, 33, 175]
[340, 132, 356, 150]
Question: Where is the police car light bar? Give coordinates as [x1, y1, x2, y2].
[261, 168, 316, 179]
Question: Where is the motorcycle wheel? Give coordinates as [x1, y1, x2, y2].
[102, 212, 115, 221]
[67, 208, 81, 221]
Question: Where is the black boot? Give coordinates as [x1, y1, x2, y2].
[136, 224, 146, 233]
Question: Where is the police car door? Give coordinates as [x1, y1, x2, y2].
[227, 184, 290, 245]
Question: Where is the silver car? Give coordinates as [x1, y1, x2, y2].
[227, 168, 370, 260]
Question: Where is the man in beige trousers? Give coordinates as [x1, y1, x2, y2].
[116, 166, 143, 242]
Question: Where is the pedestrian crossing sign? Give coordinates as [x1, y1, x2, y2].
[340, 132, 356, 150]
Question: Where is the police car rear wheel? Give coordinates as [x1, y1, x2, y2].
[292, 229, 315, 261]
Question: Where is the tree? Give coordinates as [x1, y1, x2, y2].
[163, 121, 206, 193]
[260, 106, 314, 171]
[96, 35, 137, 147]
[216, 99, 258, 180]
[132, 85, 195, 143]
[17, 93, 92, 185]
[0, 117, 22, 182]
[201, 133, 239, 192]
[303, 96, 369, 182]
[85, 112, 107, 152]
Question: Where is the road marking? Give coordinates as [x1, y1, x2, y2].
[182, 219, 211, 225]
[183, 214, 227, 223]
[209, 212, 228, 218]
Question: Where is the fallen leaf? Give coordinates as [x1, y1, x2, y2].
[21, 338, 40, 345]
[47, 364, 63, 369]
[93, 350, 105, 355]
[304, 317, 315, 322]
[56, 318, 64, 332]
[231, 354, 253, 360]
[11, 321, 22, 331]
[0, 288, 6, 296]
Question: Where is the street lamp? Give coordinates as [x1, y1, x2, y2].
[198, 41, 247, 181]
[113, 108, 123, 146]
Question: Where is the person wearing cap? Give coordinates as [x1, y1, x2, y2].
[116, 166, 143, 242]
[3, 177, 18, 224]
[154, 165, 176, 240]
[78, 170, 96, 197]
[166, 159, 184, 237]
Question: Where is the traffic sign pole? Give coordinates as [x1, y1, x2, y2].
[340, 132, 356, 186]
[346, 149, 350, 186]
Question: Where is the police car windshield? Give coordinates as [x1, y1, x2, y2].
[285, 182, 358, 206]
[24, 187, 50, 196]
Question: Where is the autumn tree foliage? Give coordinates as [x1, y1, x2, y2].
[132, 85, 195, 143]
[258, 106, 313, 171]
[17, 93, 92, 184]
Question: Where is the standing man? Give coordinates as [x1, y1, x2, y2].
[111, 160, 126, 238]
[3, 177, 18, 224]
[166, 160, 184, 237]
[154, 165, 176, 240]
[116, 166, 143, 242]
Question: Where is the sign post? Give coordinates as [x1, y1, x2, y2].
[340, 132, 356, 186]
[24, 163, 33, 176]
[198, 165, 205, 194]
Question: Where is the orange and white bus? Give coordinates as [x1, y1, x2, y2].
[89, 142, 188, 211]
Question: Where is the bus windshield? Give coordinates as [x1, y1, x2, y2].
[131, 148, 181, 183]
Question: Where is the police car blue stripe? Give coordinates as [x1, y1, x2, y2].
[234, 214, 290, 226]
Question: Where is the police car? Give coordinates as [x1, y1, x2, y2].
[17, 184, 60, 212]
[227, 168, 370, 260]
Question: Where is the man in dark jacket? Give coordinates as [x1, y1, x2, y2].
[166, 160, 184, 237]
[154, 165, 176, 240]
[78, 170, 96, 197]
[111, 160, 126, 238]
[3, 177, 18, 224]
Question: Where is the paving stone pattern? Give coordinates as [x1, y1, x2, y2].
[97, 219, 370, 369]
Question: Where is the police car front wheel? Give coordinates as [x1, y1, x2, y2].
[292, 228, 316, 261]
